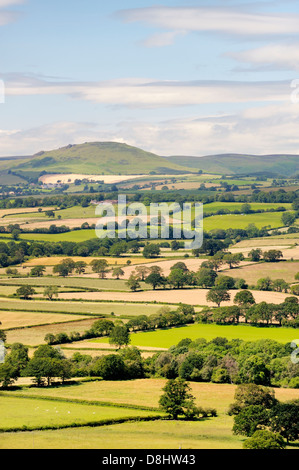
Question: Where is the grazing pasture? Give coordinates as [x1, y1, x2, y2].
[203, 202, 292, 213]
[1, 380, 298, 449]
[9, 379, 298, 412]
[0, 396, 160, 432]
[203, 212, 294, 231]
[94, 323, 299, 349]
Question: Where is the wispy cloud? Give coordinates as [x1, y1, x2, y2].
[117, 5, 299, 40]
[229, 43, 299, 71]
[3, 74, 291, 108]
[0, 0, 25, 26]
[1, 102, 299, 157]
[142, 30, 186, 47]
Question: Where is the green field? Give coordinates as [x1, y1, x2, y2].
[93, 323, 299, 348]
[2, 380, 298, 449]
[0, 277, 150, 292]
[0, 418, 241, 449]
[203, 202, 292, 213]
[7, 205, 98, 220]
[0, 395, 160, 432]
[203, 211, 294, 231]
[19, 230, 98, 243]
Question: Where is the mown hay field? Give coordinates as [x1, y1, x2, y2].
[234, 238, 299, 248]
[9, 379, 298, 412]
[0, 298, 165, 317]
[22, 256, 152, 267]
[0, 311, 90, 331]
[0, 207, 55, 219]
[56, 288, 292, 306]
[221, 260, 299, 284]
[5, 317, 103, 346]
[228, 245, 299, 261]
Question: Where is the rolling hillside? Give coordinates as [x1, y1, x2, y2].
[2, 144, 298, 178]
[167, 153, 299, 177]
[10, 142, 195, 176]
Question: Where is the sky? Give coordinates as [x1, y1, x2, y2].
[1, 0, 299, 157]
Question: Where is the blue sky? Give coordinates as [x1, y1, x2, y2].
[1, 0, 299, 157]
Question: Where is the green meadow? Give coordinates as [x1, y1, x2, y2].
[0, 418, 241, 450]
[203, 211, 293, 231]
[0, 395, 160, 432]
[0, 277, 151, 292]
[93, 323, 298, 348]
[203, 202, 292, 213]
[19, 230, 98, 243]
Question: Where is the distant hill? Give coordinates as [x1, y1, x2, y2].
[9, 142, 194, 176]
[167, 153, 299, 177]
[1, 144, 298, 179]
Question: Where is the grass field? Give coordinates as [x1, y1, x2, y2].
[0, 419, 241, 449]
[19, 230, 99, 243]
[6, 205, 98, 220]
[203, 202, 292, 213]
[0, 395, 160, 432]
[9, 379, 298, 411]
[0, 298, 166, 317]
[0, 277, 151, 292]
[93, 323, 299, 348]
[1, 380, 298, 449]
[203, 211, 295, 231]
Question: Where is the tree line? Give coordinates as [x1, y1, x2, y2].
[0, 334, 298, 390]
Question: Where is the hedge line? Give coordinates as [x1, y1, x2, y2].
[0, 391, 160, 412]
[0, 415, 165, 434]
[3, 316, 104, 333]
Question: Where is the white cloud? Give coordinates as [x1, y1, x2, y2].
[142, 30, 186, 47]
[0, 122, 103, 156]
[117, 6, 299, 38]
[0, 0, 25, 25]
[229, 43, 299, 71]
[113, 104, 299, 156]
[0, 0, 24, 6]
[1, 102, 299, 157]
[3, 74, 292, 108]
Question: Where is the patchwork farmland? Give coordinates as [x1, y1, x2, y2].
[0, 171, 299, 450]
